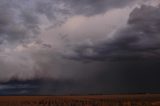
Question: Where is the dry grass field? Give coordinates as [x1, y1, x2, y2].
[0, 94, 160, 106]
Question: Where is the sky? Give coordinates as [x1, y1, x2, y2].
[0, 0, 160, 95]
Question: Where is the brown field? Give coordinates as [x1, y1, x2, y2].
[0, 94, 160, 106]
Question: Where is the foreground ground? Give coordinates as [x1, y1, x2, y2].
[0, 94, 160, 106]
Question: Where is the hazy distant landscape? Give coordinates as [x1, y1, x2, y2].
[1, 79, 160, 96]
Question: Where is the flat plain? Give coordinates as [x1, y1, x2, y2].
[0, 94, 160, 106]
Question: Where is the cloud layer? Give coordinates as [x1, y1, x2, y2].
[65, 4, 160, 61]
[0, 0, 138, 81]
[0, 0, 160, 95]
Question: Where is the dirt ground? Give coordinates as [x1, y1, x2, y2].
[0, 94, 160, 106]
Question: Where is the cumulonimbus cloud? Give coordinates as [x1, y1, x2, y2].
[0, 0, 160, 95]
[0, 0, 156, 82]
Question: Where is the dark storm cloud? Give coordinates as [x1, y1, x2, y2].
[1, 0, 159, 95]
[0, 1, 43, 44]
[35, 0, 138, 17]
[57, 4, 160, 94]
[1, 61, 160, 96]
[0, 0, 65, 45]
[65, 5, 160, 61]
[0, 0, 139, 81]
[0, 0, 137, 45]
[0, 1, 39, 44]
[62, 0, 137, 16]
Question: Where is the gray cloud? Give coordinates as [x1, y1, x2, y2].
[0, 0, 137, 45]
[1, 0, 160, 95]
[0, 1, 38, 45]
[65, 5, 160, 61]
[0, 0, 140, 82]
[63, 0, 139, 16]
